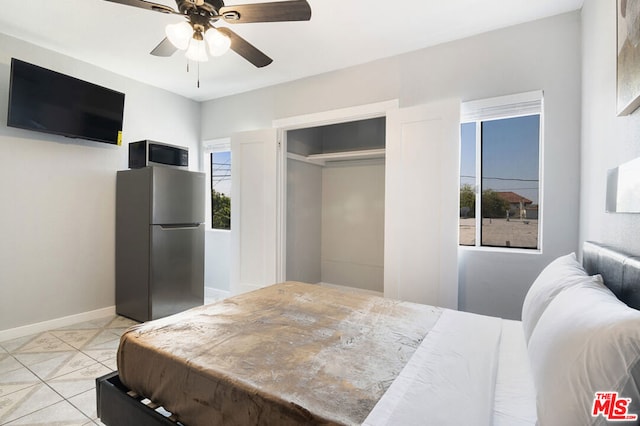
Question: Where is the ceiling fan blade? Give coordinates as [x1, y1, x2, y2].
[102, 0, 178, 14]
[219, 0, 311, 24]
[216, 27, 273, 68]
[150, 37, 178, 57]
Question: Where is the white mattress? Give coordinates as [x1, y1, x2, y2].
[364, 309, 536, 426]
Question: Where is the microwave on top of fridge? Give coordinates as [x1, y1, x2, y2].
[128, 140, 189, 170]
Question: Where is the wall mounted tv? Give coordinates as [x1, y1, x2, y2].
[7, 58, 125, 145]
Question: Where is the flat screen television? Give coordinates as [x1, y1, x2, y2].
[6, 58, 125, 145]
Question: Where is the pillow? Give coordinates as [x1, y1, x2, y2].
[521, 253, 601, 343]
[528, 280, 640, 426]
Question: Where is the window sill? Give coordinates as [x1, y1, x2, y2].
[206, 228, 231, 233]
[458, 245, 542, 255]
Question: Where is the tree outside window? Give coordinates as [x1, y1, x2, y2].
[211, 151, 231, 230]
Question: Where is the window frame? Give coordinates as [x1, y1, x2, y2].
[203, 138, 231, 232]
[459, 91, 544, 253]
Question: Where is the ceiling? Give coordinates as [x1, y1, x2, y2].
[0, 0, 583, 102]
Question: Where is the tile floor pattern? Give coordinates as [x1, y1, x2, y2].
[0, 315, 138, 425]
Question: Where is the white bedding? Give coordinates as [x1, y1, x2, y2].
[494, 319, 537, 426]
[364, 309, 536, 426]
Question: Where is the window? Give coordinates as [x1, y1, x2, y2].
[459, 91, 543, 250]
[210, 150, 231, 230]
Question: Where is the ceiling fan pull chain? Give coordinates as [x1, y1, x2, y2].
[197, 62, 200, 88]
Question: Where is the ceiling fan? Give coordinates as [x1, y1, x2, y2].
[103, 0, 312, 67]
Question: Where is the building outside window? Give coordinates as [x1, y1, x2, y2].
[459, 91, 543, 250]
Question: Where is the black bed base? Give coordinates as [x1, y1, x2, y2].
[96, 372, 182, 426]
[583, 241, 640, 310]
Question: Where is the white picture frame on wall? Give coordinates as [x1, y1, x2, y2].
[617, 0, 640, 115]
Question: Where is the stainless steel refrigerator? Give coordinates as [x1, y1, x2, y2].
[116, 166, 205, 322]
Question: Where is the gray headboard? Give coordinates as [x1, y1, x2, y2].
[583, 241, 640, 310]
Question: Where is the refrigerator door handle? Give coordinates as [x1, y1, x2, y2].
[159, 224, 202, 230]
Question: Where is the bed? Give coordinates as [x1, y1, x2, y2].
[96, 241, 640, 425]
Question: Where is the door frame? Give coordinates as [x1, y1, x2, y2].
[272, 99, 399, 283]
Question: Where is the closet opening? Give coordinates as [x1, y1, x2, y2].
[285, 117, 385, 294]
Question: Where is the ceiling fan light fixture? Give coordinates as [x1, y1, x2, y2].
[204, 28, 231, 57]
[165, 21, 192, 50]
[185, 37, 209, 62]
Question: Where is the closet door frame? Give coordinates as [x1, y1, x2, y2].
[272, 100, 399, 284]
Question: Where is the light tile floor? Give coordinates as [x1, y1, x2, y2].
[0, 315, 138, 425]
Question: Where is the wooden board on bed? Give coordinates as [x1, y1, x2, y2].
[117, 282, 442, 426]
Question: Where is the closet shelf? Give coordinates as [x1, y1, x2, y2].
[288, 148, 385, 166]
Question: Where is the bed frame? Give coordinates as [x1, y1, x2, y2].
[96, 241, 640, 426]
[96, 372, 182, 425]
[582, 241, 640, 310]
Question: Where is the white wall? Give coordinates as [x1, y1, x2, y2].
[580, 0, 640, 253]
[321, 161, 385, 292]
[285, 159, 385, 293]
[0, 34, 201, 331]
[286, 159, 322, 284]
[204, 230, 231, 291]
[202, 12, 582, 319]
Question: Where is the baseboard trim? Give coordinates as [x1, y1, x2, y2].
[205, 287, 230, 298]
[0, 306, 116, 342]
[318, 282, 384, 297]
